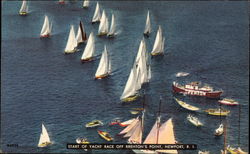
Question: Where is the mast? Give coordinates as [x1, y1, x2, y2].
[238, 104, 241, 147]
[156, 97, 162, 144]
[223, 120, 227, 154]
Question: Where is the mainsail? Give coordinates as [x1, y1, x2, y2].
[38, 124, 51, 147]
[135, 39, 151, 84]
[81, 32, 95, 61]
[40, 15, 52, 37]
[95, 45, 110, 78]
[83, 0, 89, 8]
[98, 10, 109, 35]
[19, 0, 28, 14]
[120, 64, 139, 100]
[127, 121, 142, 144]
[76, 21, 87, 44]
[107, 14, 116, 37]
[144, 10, 151, 35]
[64, 25, 78, 54]
[92, 2, 101, 23]
[156, 118, 178, 153]
[151, 26, 164, 55]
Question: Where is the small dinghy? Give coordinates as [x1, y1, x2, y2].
[85, 120, 104, 128]
[81, 32, 95, 62]
[218, 98, 239, 106]
[214, 124, 224, 136]
[151, 25, 165, 56]
[97, 130, 113, 141]
[98, 10, 109, 36]
[187, 114, 203, 127]
[95, 45, 111, 79]
[198, 151, 210, 154]
[107, 14, 116, 38]
[130, 110, 139, 115]
[204, 108, 230, 116]
[227, 145, 248, 154]
[64, 25, 78, 54]
[109, 118, 121, 126]
[76, 137, 89, 144]
[175, 72, 190, 77]
[82, 0, 89, 8]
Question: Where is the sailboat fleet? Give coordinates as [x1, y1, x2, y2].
[17, 1, 247, 153]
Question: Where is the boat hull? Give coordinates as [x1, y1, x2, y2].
[98, 32, 108, 36]
[95, 73, 109, 79]
[107, 34, 115, 38]
[40, 34, 50, 38]
[218, 100, 239, 106]
[97, 130, 113, 141]
[151, 52, 163, 56]
[204, 109, 230, 116]
[91, 21, 100, 24]
[143, 32, 150, 37]
[38, 142, 51, 148]
[64, 49, 77, 54]
[121, 95, 139, 102]
[172, 83, 222, 99]
[19, 12, 27, 16]
[81, 57, 94, 63]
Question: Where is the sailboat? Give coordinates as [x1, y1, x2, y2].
[120, 64, 141, 102]
[132, 98, 178, 154]
[40, 15, 52, 38]
[107, 14, 116, 38]
[135, 39, 151, 84]
[143, 10, 151, 37]
[64, 25, 78, 54]
[81, 32, 95, 62]
[82, 0, 89, 8]
[95, 45, 111, 79]
[76, 21, 87, 44]
[151, 26, 165, 56]
[19, 0, 28, 16]
[98, 10, 109, 36]
[91, 2, 101, 24]
[38, 123, 51, 147]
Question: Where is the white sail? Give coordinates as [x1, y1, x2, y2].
[83, 0, 89, 8]
[76, 22, 87, 44]
[92, 2, 101, 23]
[135, 39, 146, 64]
[120, 64, 138, 100]
[119, 117, 139, 135]
[107, 14, 116, 36]
[64, 25, 77, 53]
[135, 39, 149, 84]
[128, 121, 142, 144]
[38, 124, 51, 147]
[98, 10, 109, 35]
[151, 26, 164, 55]
[40, 15, 51, 36]
[19, 0, 28, 13]
[95, 45, 109, 77]
[144, 11, 151, 35]
[81, 32, 95, 60]
[156, 118, 178, 153]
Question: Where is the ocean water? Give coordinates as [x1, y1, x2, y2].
[1, 0, 249, 153]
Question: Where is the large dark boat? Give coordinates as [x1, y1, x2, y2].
[172, 81, 223, 98]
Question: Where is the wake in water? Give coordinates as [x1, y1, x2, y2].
[175, 72, 190, 77]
